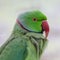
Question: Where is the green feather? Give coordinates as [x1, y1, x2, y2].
[18, 10, 47, 32]
[0, 10, 48, 60]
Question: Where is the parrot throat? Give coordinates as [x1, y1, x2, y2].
[16, 20, 43, 33]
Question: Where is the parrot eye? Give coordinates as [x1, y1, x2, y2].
[33, 18, 37, 22]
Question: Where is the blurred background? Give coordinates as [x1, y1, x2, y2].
[0, 0, 60, 60]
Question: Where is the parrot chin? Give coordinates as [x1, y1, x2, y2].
[42, 20, 49, 38]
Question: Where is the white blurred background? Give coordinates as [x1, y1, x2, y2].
[0, 0, 60, 60]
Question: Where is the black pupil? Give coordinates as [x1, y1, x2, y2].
[33, 18, 37, 21]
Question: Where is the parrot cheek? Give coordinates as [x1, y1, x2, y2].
[42, 20, 49, 38]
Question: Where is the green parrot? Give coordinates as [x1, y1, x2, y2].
[0, 10, 49, 60]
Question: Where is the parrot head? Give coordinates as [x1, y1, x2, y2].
[17, 10, 49, 38]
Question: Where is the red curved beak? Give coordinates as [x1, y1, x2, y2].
[42, 20, 49, 38]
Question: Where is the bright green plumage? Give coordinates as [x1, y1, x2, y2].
[18, 10, 47, 32]
[0, 10, 48, 60]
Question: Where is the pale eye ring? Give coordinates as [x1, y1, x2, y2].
[33, 18, 37, 22]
